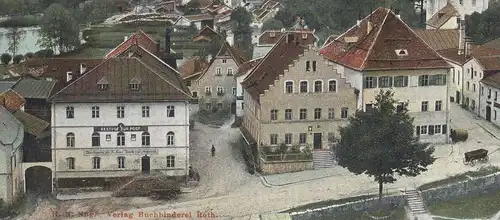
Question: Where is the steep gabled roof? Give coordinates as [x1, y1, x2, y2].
[258, 29, 317, 45]
[475, 56, 500, 71]
[179, 56, 209, 79]
[50, 57, 192, 102]
[12, 76, 56, 99]
[114, 44, 191, 95]
[320, 8, 450, 71]
[217, 42, 248, 66]
[426, 4, 460, 29]
[236, 58, 262, 77]
[242, 33, 306, 103]
[414, 29, 459, 51]
[0, 89, 25, 111]
[24, 58, 105, 96]
[193, 25, 220, 42]
[105, 30, 158, 58]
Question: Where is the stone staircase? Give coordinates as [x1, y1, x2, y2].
[312, 150, 335, 169]
[405, 189, 428, 215]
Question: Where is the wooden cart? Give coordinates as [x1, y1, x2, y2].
[463, 149, 489, 166]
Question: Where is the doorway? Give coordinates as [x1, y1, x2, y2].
[231, 102, 236, 114]
[486, 106, 492, 121]
[141, 156, 150, 173]
[313, 133, 322, 149]
[456, 91, 461, 104]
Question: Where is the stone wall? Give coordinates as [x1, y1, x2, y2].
[288, 195, 404, 220]
[261, 161, 313, 174]
[420, 172, 500, 205]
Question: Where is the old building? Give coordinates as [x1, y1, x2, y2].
[320, 8, 452, 144]
[251, 0, 283, 25]
[179, 56, 209, 98]
[253, 29, 318, 59]
[242, 33, 358, 152]
[479, 72, 500, 123]
[235, 58, 261, 117]
[196, 42, 247, 112]
[48, 56, 192, 190]
[426, 0, 489, 30]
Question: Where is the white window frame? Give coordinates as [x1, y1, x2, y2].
[117, 106, 125, 118]
[166, 155, 175, 168]
[328, 79, 337, 92]
[142, 106, 150, 118]
[66, 106, 74, 118]
[299, 80, 308, 93]
[284, 80, 294, 94]
[284, 133, 292, 146]
[67, 157, 75, 170]
[216, 67, 222, 75]
[270, 134, 278, 146]
[91, 106, 99, 118]
[167, 132, 175, 146]
[227, 68, 233, 75]
[92, 157, 101, 169]
[314, 80, 323, 93]
[328, 108, 335, 119]
[167, 105, 175, 117]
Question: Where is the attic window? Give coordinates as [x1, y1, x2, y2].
[302, 33, 307, 39]
[129, 78, 141, 91]
[270, 32, 276, 37]
[128, 52, 134, 57]
[97, 77, 109, 91]
[395, 49, 408, 56]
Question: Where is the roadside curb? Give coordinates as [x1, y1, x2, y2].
[262, 173, 343, 187]
[475, 122, 500, 140]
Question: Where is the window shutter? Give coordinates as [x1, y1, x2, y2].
[373, 77, 378, 88]
[410, 76, 418, 87]
[416, 126, 420, 135]
[428, 125, 434, 135]
[442, 124, 447, 134]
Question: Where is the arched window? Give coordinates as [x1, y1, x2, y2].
[117, 156, 125, 169]
[285, 81, 294, 94]
[91, 132, 100, 147]
[166, 155, 175, 168]
[66, 133, 75, 147]
[92, 157, 101, 169]
[142, 132, 150, 146]
[328, 80, 337, 92]
[129, 78, 141, 91]
[117, 132, 125, 146]
[66, 157, 75, 169]
[314, 80, 323, 93]
[167, 132, 175, 146]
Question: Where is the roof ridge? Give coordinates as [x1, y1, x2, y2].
[360, 8, 390, 70]
[243, 34, 288, 82]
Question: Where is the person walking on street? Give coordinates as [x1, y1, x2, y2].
[211, 144, 216, 157]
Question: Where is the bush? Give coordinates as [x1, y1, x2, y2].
[0, 53, 12, 66]
[24, 52, 34, 59]
[12, 55, 24, 64]
[34, 49, 54, 58]
[0, 15, 40, 27]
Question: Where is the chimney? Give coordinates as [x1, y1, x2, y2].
[124, 35, 128, 42]
[395, 9, 400, 19]
[80, 63, 87, 74]
[66, 71, 73, 82]
[458, 19, 465, 55]
[165, 27, 171, 55]
[281, 28, 286, 32]
[367, 21, 373, 35]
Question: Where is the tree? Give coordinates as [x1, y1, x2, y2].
[38, 4, 80, 53]
[24, 52, 35, 59]
[6, 27, 26, 56]
[13, 54, 24, 64]
[335, 90, 435, 207]
[178, 0, 201, 15]
[465, 4, 500, 44]
[79, 0, 118, 24]
[230, 7, 252, 58]
[1, 53, 12, 66]
[274, 10, 295, 28]
[261, 19, 284, 32]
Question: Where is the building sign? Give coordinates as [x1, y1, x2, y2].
[94, 123, 148, 132]
[84, 149, 159, 156]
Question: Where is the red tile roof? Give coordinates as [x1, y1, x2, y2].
[320, 8, 450, 71]
[0, 89, 25, 111]
[105, 30, 158, 58]
[242, 33, 306, 103]
[193, 25, 220, 42]
[179, 56, 209, 79]
[259, 30, 317, 45]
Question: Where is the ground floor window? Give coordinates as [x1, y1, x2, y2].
[416, 125, 447, 136]
[299, 133, 307, 144]
[166, 155, 175, 168]
[205, 103, 212, 110]
[118, 157, 125, 168]
[66, 157, 75, 170]
[217, 103, 223, 109]
[284, 133, 292, 145]
[92, 157, 101, 169]
[270, 134, 278, 146]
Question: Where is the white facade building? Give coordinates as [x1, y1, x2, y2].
[426, 0, 489, 23]
[235, 58, 262, 117]
[479, 76, 500, 123]
[49, 56, 193, 189]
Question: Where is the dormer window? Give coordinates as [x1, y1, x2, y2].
[302, 33, 307, 39]
[129, 78, 141, 91]
[66, 71, 72, 82]
[80, 63, 87, 74]
[270, 32, 275, 37]
[128, 52, 134, 57]
[395, 49, 408, 56]
[97, 77, 109, 91]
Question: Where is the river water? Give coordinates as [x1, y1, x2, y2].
[0, 27, 47, 55]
